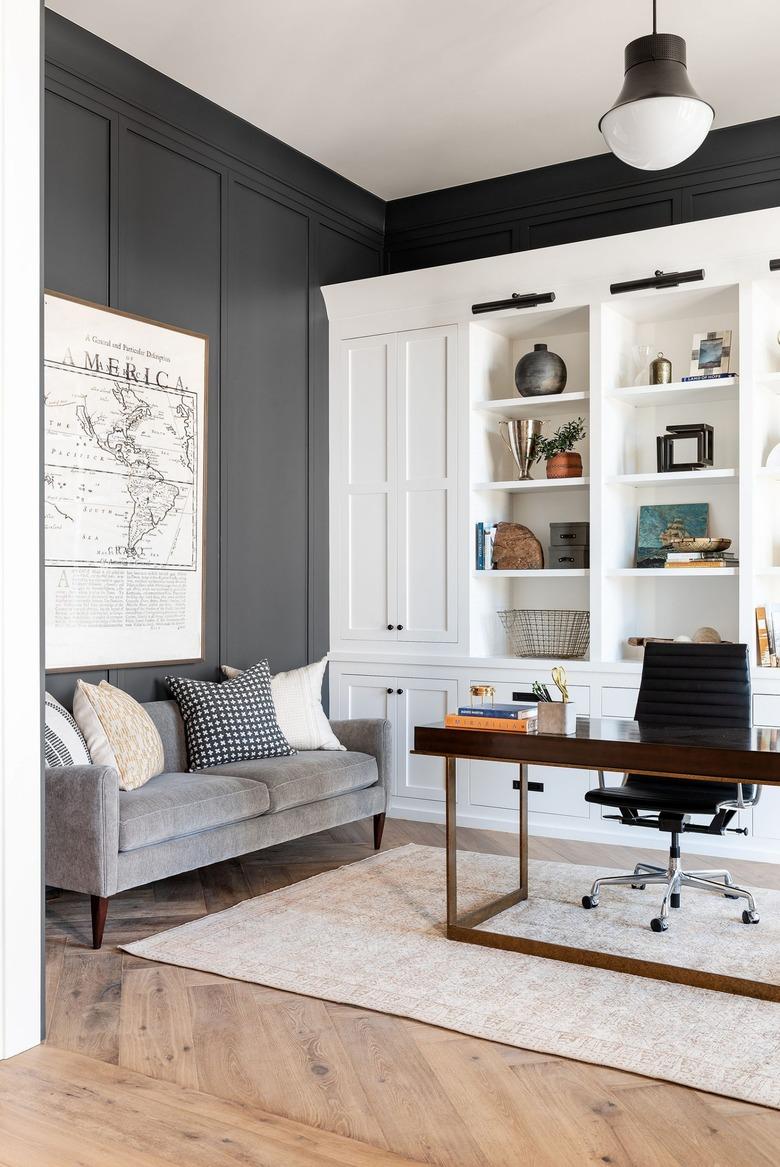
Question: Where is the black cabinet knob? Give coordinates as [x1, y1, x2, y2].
[386, 687, 393, 694]
[387, 624, 393, 630]
[397, 624, 404, 630]
[396, 688, 403, 695]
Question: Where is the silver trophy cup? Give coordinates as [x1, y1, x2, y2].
[498, 418, 543, 480]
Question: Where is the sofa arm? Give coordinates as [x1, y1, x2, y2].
[45, 765, 119, 898]
[330, 719, 392, 794]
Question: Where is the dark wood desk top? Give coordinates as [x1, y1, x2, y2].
[413, 717, 780, 785]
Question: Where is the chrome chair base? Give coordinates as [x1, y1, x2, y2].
[581, 858, 759, 931]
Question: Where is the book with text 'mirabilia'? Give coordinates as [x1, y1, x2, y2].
[445, 714, 538, 733]
[457, 703, 537, 720]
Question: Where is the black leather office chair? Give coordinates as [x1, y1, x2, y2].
[581, 642, 760, 932]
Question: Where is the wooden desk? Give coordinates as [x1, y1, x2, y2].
[413, 718, 780, 1002]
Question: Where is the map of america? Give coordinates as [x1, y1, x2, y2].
[44, 364, 199, 571]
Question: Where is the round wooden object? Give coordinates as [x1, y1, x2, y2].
[692, 626, 722, 644]
[492, 522, 544, 570]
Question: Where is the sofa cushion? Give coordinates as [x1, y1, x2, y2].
[202, 750, 377, 814]
[144, 701, 189, 773]
[119, 771, 271, 852]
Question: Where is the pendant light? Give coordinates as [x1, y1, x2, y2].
[599, 0, 714, 171]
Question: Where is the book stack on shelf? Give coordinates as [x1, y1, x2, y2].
[475, 521, 498, 570]
[664, 550, 739, 570]
[680, 372, 738, 382]
[445, 701, 538, 733]
[756, 605, 780, 667]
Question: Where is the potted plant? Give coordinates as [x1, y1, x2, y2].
[535, 417, 586, 479]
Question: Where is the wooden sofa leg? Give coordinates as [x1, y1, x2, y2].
[91, 895, 109, 949]
[373, 813, 386, 850]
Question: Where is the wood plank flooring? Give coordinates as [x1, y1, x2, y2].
[39, 818, 780, 1167]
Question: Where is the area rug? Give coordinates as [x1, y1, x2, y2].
[123, 844, 780, 1108]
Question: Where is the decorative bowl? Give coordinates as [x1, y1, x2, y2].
[669, 537, 731, 553]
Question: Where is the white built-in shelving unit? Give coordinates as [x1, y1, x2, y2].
[323, 208, 780, 856]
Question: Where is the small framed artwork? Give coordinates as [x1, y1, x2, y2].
[690, 330, 732, 377]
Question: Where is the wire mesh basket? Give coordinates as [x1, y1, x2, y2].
[498, 609, 590, 659]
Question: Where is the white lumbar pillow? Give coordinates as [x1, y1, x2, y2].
[221, 658, 344, 751]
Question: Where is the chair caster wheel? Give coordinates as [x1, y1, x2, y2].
[650, 917, 669, 932]
[742, 909, 760, 924]
[582, 895, 599, 909]
[631, 883, 646, 890]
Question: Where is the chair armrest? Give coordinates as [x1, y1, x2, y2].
[45, 765, 119, 897]
[329, 719, 392, 793]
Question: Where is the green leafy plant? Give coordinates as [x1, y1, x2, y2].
[535, 417, 586, 462]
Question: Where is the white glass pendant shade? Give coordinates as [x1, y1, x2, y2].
[600, 95, 714, 170]
[600, 31, 714, 171]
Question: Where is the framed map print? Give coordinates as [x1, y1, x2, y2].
[44, 292, 208, 669]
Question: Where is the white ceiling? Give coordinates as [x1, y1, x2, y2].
[46, 0, 780, 200]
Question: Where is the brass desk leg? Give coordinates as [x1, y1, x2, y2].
[445, 756, 528, 933]
[446, 757, 457, 926]
[518, 762, 529, 904]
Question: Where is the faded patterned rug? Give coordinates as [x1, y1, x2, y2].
[123, 844, 780, 1108]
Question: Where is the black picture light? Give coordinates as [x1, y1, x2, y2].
[610, 268, 704, 296]
[472, 291, 555, 316]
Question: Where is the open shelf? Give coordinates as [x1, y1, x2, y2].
[474, 476, 589, 493]
[607, 567, 738, 578]
[608, 469, 738, 487]
[609, 377, 738, 407]
[473, 569, 589, 578]
[474, 391, 589, 418]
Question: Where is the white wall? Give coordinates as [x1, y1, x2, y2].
[0, 0, 43, 1058]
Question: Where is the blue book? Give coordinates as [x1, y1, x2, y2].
[681, 372, 736, 382]
[475, 522, 485, 570]
[458, 703, 537, 719]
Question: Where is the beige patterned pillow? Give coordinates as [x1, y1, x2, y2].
[73, 680, 164, 791]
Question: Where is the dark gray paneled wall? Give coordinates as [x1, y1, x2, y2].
[386, 116, 780, 272]
[44, 12, 383, 706]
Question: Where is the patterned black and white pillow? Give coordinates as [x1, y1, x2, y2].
[166, 661, 295, 771]
[45, 691, 91, 767]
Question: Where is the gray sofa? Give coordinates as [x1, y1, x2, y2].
[46, 700, 391, 948]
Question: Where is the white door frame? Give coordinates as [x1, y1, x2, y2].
[0, 0, 43, 1058]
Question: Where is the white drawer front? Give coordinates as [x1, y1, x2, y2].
[753, 694, 780, 727]
[601, 687, 639, 718]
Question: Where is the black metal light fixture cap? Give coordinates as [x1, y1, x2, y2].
[598, 33, 714, 129]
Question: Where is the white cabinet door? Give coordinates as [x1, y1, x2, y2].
[396, 326, 458, 643]
[338, 335, 398, 642]
[397, 676, 458, 801]
[750, 695, 780, 841]
[338, 673, 396, 723]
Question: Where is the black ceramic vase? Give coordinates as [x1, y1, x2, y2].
[514, 343, 567, 397]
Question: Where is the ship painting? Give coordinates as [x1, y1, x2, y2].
[636, 503, 709, 568]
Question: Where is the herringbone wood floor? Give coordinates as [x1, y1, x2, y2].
[41, 818, 780, 1167]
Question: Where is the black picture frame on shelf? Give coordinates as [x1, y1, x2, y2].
[656, 423, 714, 473]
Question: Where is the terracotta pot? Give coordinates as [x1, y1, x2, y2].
[546, 451, 582, 479]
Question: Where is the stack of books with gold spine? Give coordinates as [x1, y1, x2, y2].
[445, 702, 537, 733]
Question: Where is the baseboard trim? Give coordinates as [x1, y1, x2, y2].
[387, 805, 780, 866]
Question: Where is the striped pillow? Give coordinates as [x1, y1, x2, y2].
[44, 692, 91, 768]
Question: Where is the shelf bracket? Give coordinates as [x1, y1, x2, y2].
[610, 268, 704, 296]
[472, 290, 555, 315]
